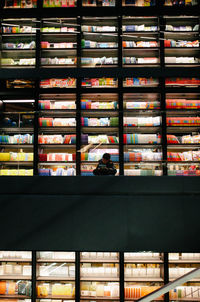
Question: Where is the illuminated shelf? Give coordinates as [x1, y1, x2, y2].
[80, 297, 119, 301]
[80, 277, 119, 281]
[125, 277, 163, 282]
[39, 162, 75, 166]
[124, 259, 162, 263]
[37, 296, 74, 300]
[0, 162, 33, 166]
[0, 295, 31, 299]
[37, 259, 75, 263]
[0, 145, 33, 148]
[37, 276, 75, 281]
[169, 260, 200, 263]
[0, 275, 31, 280]
[0, 258, 32, 262]
[80, 259, 119, 263]
[38, 144, 76, 148]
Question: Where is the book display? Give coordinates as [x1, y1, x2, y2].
[0, 251, 32, 302]
[36, 252, 75, 301]
[0, 99, 34, 176]
[0, 0, 200, 176]
[1, 251, 200, 302]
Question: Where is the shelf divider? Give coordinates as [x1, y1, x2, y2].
[32, 251, 37, 302]
[75, 251, 80, 302]
[164, 252, 169, 302]
[120, 252, 124, 302]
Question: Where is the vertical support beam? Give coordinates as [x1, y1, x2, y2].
[118, 14, 124, 176]
[75, 252, 80, 302]
[77, 0, 82, 8]
[159, 15, 165, 69]
[33, 17, 40, 176]
[77, 16, 82, 70]
[37, 0, 43, 14]
[0, 0, 4, 10]
[76, 78, 82, 176]
[35, 18, 41, 70]
[116, 0, 122, 11]
[32, 251, 37, 302]
[0, 17, 2, 69]
[118, 77, 124, 176]
[33, 79, 39, 176]
[164, 253, 169, 302]
[160, 76, 167, 176]
[159, 16, 167, 175]
[120, 252, 125, 302]
[76, 16, 82, 176]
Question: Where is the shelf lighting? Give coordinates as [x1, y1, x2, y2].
[3, 100, 35, 103]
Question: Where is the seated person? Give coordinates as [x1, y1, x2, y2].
[93, 153, 117, 176]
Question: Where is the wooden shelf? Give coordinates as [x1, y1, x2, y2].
[125, 277, 163, 282]
[124, 258, 162, 263]
[80, 296, 119, 300]
[0, 258, 31, 262]
[0, 295, 31, 299]
[0, 275, 31, 280]
[37, 276, 75, 281]
[37, 296, 75, 300]
[37, 259, 75, 263]
[169, 260, 200, 263]
[125, 299, 163, 301]
[80, 259, 119, 263]
[80, 277, 119, 281]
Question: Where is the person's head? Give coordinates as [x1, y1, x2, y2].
[102, 153, 110, 164]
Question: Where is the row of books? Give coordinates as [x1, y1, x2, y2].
[0, 152, 33, 162]
[1, 134, 199, 145]
[6, 78, 200, 88]
[3, 0, 198, 7]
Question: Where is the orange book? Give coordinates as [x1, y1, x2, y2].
[130, 287, 135, 298]
[125, 287, 130, 298]
[0, 281, 6, 295]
